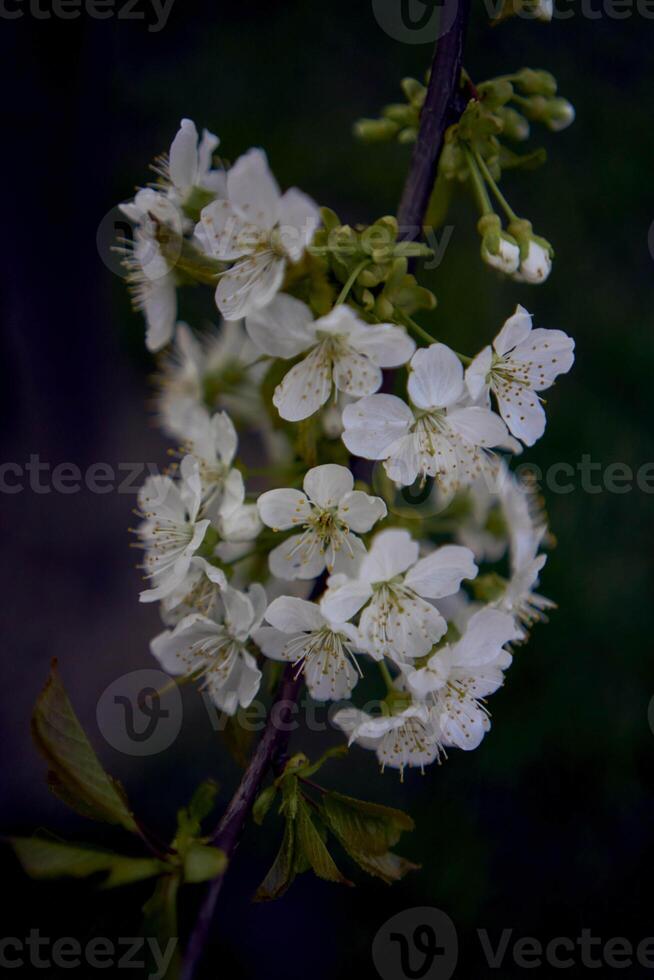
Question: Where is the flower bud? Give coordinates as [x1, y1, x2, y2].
[513, 68, 558, 97]
[479, 215, 520, 274]
[353, 118, 399, 142]
[545, 98, 576, 131]
[400, 77, 427, 108]
[507, 220, 553, 284]
[497, 106, 530, 141]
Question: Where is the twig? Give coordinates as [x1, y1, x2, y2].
[397, 0, 471, 240]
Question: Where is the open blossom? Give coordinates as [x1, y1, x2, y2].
[137, 455, 213, 603]
[151, 583, 266, 716]
[342, 343, 509, 491]
[322, 529, 477, 661]
[257, 464, 386, 581]
[137, 454, 260, 604]
[119, 188, 182, 352]
[404, 607, 520, 751]
[495, 524, 554, 639]
[199, 148, 320, 320]
[334, 704, 443, 775]
[255, 596, 362, 700]
[465, 306, 575, 446]
[156, 320, 267, 439]
[181, 407, 244, 519]
[245, 296, 415, 422]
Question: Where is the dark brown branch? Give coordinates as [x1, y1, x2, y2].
[397, 0, 471, 240]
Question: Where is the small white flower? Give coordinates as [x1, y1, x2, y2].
[199, 148, 320, 320]
[546, 98, 575, 132]
[137, 455, 214, 603]
[258, 463, 386, 581]
[481, 233, 520, 275]
[322, 528, 477, 662]
[119, 189, 182, 351]
[182, 407, 243, 519]
[256, 596, 362, 701]
[156, 320, 266, 439]
[151, 582, 266, 716]
[342, 343, 509, 492]
[466, 305, 575, 446]
[245, 296, 415, 422]
[333, 704, 443, 775]
[455, 460, 540, 563]
[495, 527, 554, 639]
[405, 607, 520, 751]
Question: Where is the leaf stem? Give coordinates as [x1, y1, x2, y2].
[472, 148, 518, 223]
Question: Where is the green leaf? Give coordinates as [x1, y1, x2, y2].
[252, 784, 277, 826]
[31, 661, 137, 833]
[295, 800, 351, 886]
[9, 837, 165, 887]
[142, 875, 181, 980]
[341, 847, 420, 885]
[254, 817, 297, 902]
[321, 791, 414, 855]
[182, 843, 228, 884]
[176, 779, 219, 843]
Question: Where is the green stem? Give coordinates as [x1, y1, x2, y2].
[472, 149, 518, 223]
[335, 259, 370, 305]
[463, 146, 494, 216]
[378, 660, 395, 692]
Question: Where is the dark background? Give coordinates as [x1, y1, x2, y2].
[1, 1, 653, 977]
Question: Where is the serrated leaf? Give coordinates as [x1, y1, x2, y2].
[254, 817, 296, 902]
[342, 847, 420, 885]
[177, 779, 218, 843]
[321, 791, 414, 855]
[252, 784, 277, 826]
[183, 843, 227, 884]
[32, 662, 137, 833]
[295, 799, 351, 886]
[10, 837, 165, 887]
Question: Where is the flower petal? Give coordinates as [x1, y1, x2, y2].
[404, 545, 478, 599]
[303, 464, 353, 507]
[268, 533, 327, 580]
[245, 294, 315, 358]
[341, 394, 414, 459]
[227, 147, 280, 229]
[337, 490, 387, 533]
[446, 406, 508, 448]
[408, 343, 464, 409]
[493, 305, 533, 356]
[265, 595, 326, 633]
[215, 253, 285, 321]
[258, 488, 312, 530]
[273, 346, 333, 421]
[277, 188, 321, 261]
[360, 528, 419, 583]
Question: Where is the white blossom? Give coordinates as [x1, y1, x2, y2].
[199, 148, 320, 320]
[181, 407, 243, 519]
[165, 118, 225, 203]
[322, 528, 477, 662]
[333, 704, 443, 776]
[137, 455, 214, 603]
[257, 463, 386, 580]
[466, 305, 575, 446]
[119, 189, 182, 352]
[245, 296, 415, 422]
[256, 596, 362, 700]
[156, 320, 267, 439]
[513, 239, 552, 284]
[151, 583, 266, 716]
[342, 343, 509, 492]
[496, 525, 554, 639]
[404, 607, 520, 751]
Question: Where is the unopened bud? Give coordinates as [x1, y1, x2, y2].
[513, 68, 558, 97]
[545, 98, 575, 132]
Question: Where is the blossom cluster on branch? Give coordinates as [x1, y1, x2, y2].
[119, 113, 574, 778]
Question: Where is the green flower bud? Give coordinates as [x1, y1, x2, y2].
[545, 98, 576, 132]
[383, 103, 416, 126]
[353, 118, 399, 142]
[400, 76, 427, 108]
[478, 78, 514, 109]
[497, 105, 530, 141]
[513, 68, 558, 98]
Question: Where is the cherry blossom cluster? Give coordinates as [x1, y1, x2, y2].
[121, 118, 574, 775]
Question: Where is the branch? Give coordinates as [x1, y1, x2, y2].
[181, 11, 472, 976]
[397, 0, 471, 239]
[180, 587, 317, 980]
